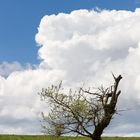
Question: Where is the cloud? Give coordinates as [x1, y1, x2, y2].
[0, 61, 37, 77]
[36, 9, 140, 85]
[0, 68, 65, 134]
[1, 8, 140, 135]
[0, 61, 23, 77]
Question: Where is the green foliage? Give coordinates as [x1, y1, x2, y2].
[70, 97, 87, 114]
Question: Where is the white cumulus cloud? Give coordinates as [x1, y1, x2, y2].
[0, 61, 23, 77]
[0, 8, 140, 135]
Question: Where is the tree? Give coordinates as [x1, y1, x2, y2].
[39, 74, 122, 140]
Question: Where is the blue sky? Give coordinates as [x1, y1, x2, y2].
[0, 0, 140, 64]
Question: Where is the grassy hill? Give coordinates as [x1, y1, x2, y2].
[0, 135, 139, 140]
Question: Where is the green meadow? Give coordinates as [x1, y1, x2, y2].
[0, 135, 139, 140]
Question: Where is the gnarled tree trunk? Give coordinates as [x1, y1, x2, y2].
[91, 75, 122, 140]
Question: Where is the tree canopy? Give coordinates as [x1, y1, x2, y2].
[39, 74, 122, 140]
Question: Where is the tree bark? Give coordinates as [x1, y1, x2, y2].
[91, 135, 102, 140]
[91, 75, 122, 140]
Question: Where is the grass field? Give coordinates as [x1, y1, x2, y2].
[0, 135, 139, 140]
